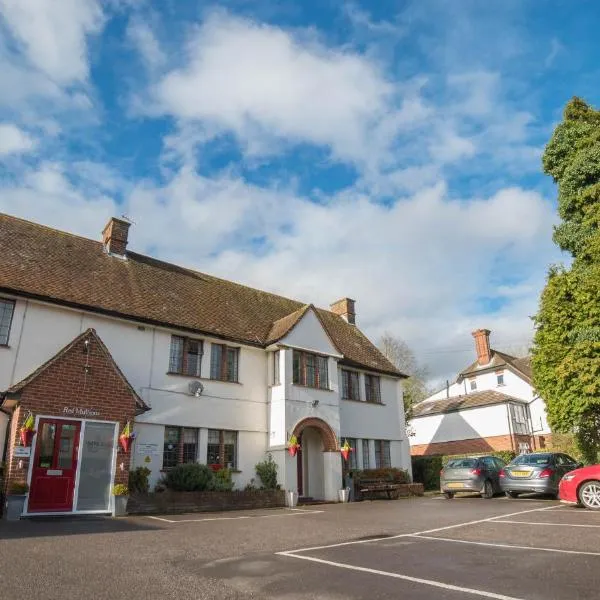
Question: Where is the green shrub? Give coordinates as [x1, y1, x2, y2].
[548, 433, 586, 463]
[356, 468, 410, 483]
[129, 466, 151, 494]
[213, 468, 234, 491]
[411, 456, 444, 490]
[255, 453, 278, 490]
[165, 463, 214, 491]
[112, 484, 129, 496]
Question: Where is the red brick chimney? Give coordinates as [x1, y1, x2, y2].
[330, 298, 356, 325]
[102, 217, 131, 257]
[472, 329, 492, 365]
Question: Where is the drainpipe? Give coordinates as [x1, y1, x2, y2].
[0, 402, 12, 468]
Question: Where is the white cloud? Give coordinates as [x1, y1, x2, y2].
[150, 11, 418, 168]
[0, 0, 104, 83]
[0, 123, 36, 155]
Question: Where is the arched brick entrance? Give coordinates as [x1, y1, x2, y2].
[291, 417, 338, 452]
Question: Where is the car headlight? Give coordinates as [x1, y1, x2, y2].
[562, 474, 576, 481]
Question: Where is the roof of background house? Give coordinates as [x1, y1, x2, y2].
[0, 213, 404, 377]
[3, 328, 149, 414]
[458, 350, 532, 383]
[411, 389, 527, 418]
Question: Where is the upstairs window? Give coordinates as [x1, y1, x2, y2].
[273, 350, 281, 385]
[496, 371, 505, 386]
[0, 299, 15, 346]
[342, 369, 361, 401]
[169, 336, 203, 377]
[365, 374, 382, 404]
[469, 378, 477, 391]
[293, 350, 329, 390]
[210, 344, 240, 382]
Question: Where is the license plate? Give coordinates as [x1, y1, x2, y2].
[446, 482, 464, 489]
[511, 470, 530, 478]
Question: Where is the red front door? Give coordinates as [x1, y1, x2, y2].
[28, 419, 81, 513]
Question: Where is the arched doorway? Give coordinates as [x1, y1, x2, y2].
[291, 418, 338, 499]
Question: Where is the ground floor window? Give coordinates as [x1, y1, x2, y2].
[343, 438, 358, 471]
[362, 439, 370, 469]
[163, 427, 199, 469]
[207, 429, 237, 469]
[375, 440, 391, 468]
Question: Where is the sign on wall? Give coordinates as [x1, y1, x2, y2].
[14, 446, 31, 457]
[63, 406, 101, 418]
[136, 443, 160, 456]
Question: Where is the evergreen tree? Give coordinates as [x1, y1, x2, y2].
[532, 97, 600, 463]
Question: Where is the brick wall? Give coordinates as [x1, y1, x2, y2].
[410, 433, 535, 457]
[3, 330, 140, 500]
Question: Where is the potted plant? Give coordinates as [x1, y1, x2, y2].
[112, 484, 129, 517]
[19, 413, 36, 447]
[287, 435, 300, 457]
[118, 421, 136, 453]
[4, 481, 28, 521]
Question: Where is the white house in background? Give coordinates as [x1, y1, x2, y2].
[0, 213, 410, 509]
[409, 329, 552, 457]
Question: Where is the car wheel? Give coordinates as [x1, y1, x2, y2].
[505, 491, 519, 499]
[579, 480, 600, 510]
[443, 492, 455, 499]
[481, 480, 494, 499]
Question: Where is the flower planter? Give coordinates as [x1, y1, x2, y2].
[341, 449, 351, 461]
[288, 445, 299, 457]
[19, 429, 35, 447]
[338, 488, 350, 503]
[114, 495, 129, 517]
[4, 495, 27, 521]
[119, 435, 133, 453]
[286, 490, 298, 508]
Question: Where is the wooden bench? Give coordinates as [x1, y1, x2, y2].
[357, 479, 402, 500]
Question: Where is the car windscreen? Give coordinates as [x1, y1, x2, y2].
[511, 454, 552, 466]
[445, 459, 478, 469]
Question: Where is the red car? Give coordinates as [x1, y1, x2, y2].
[558, 464, 600, 510]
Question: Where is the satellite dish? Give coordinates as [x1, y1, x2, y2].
[188, 381, 204, 397]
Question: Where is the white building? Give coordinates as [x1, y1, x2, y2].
[0, 213, 410, 511]
[410, 329, 551, 457]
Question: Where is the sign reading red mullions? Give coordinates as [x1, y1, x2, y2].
[28, 418, 81, 513]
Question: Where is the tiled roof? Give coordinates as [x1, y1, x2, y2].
[459, 350, 532, 384]
[0, 213, 404, 377]
[4, 328, 149, 413]
[412, 390, 527, 418]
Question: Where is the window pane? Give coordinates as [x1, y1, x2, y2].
[292, 351, 301, 384]
[57, 424, 77, 469]
[169, 336, 184, 373]
[273, 351, 280, 385]
[366, 375, 381, 403]
[208, 429, 220, 444]
[185, 340, 202, 377]
[0, 299, 15, 345]
[182, 428, 198, 464]
[226, 348, 238, 382]
[163, 427, 180, 470]
[210, 344, 222, 379]
[37, 422, 56, 468]
[317, 356, 328, 389]
[76, 422, 115, 511]
[305, 354, 316, 387]
[382, 441, 391, 468]
[346, 438, 357, 470]
[362, 440, 370, 469]
[469, 379, 477, 390]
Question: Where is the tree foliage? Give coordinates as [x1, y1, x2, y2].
[532, 97, 600, 463]
[379, 332, 429, 421]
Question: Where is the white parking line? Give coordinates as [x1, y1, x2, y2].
[494, 519, 600, 528]
[411, 534, 600, 557]
[148, 508, 323, 524]
[277, 505, 561, 554]
[277, 552, 528, 600]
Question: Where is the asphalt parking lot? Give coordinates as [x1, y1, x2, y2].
[1, 496, 598, 599]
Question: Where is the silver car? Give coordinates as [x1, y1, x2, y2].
[440, 456, 505, 499]
[500, 452, 581, 498]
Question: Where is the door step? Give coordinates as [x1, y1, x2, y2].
[298, 497, 327, 506]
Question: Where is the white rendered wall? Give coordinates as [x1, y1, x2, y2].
[279, 309, 339, 356]
[410, 404, 511, 446]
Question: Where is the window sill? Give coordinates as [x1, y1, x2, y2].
[0, 344, 9, 348]
[291, 383, 333, 392]
[166, 372, 242, 385]
[342, 398, 386, 406]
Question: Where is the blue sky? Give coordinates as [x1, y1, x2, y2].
[1, 0, 598, 382]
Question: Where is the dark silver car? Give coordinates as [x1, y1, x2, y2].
[440, 456, 505, 499]
[500, 452, 581, 498]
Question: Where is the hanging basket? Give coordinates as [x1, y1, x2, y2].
[119, 421, 136, 453]
[288, 445, 299, 457]
[340, 439, 354, 462]
[20, 428, 35, 447]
